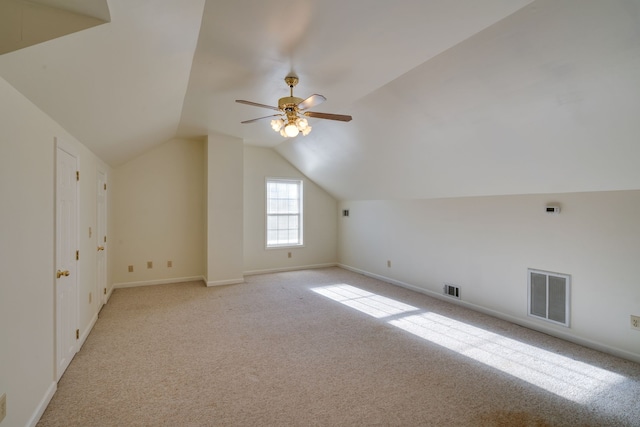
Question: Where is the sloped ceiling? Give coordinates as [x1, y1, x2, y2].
[1, 0, 639, 200]
[0, 0, 110, 55]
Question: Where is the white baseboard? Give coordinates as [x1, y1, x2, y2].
[114, 276, 206, 289]
[206, 277, 245, 287]
[27, 381, 56, 427]
[337, 263, 640, 364]
[244, 263, 337, 276]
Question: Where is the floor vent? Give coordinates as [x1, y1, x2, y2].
[444, 283, 460, 299]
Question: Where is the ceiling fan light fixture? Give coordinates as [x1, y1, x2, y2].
[296, 117, 308, 130]
[237, 75, 351, 137]
[270, 118, 284, 131]
[284, 121, 300, 137]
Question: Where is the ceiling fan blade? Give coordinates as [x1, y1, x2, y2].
[241, 114, 282, 124]
[297, 94, 326, 111]
[236, 100, 280, 112]
[303, 111, 352, 122]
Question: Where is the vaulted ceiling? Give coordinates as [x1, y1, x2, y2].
[1, 0, 639, 200]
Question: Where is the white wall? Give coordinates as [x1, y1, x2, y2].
[111, 139, 336, 287]
[205, 133, 244, 285]
[244, 146, 338, 274]
[0, 75, 111, 427]
[112, 138, 205, 286]
[339, 190, 640, 362]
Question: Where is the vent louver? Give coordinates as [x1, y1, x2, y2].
[444, 284, 460, 299]
[528, 269, 570, 327]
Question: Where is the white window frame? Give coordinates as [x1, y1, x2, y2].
[527, 268, 571, 327]
[265, 178, 303, 249]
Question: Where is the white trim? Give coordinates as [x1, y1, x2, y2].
[114, 276, 205, 289]
[96, 167, 108, 306]
[265, 177, 304, 248]
[27, 381, 56, 427]
[337, 264, 640, 364]
[206, 278, 245, 287]
[244, 263, 337, 276]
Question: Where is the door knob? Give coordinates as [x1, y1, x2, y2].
[56, 270, 70, 278]
[97, 246, 105, 251]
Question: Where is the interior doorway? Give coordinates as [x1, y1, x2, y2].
[97, 170, 107, 306]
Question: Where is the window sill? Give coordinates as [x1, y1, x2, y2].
[266, 244, 305, 250]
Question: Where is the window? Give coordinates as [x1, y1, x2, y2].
[266, 179, 303, 247]
[528, 269, 570, 327]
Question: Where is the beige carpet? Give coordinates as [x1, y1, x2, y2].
[38, 267, 640, 426]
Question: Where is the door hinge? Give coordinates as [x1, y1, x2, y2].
[76, 329, 79, 340]
[104, 288, 107, 295]
[104, 183, 107, 190]
[76, 250, 79, 260]
[104, 235, 107, 243]
[76, 171, 80, 181]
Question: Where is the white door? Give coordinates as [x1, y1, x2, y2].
[97, 170, 107, 306]
[56, 144, 78, 381]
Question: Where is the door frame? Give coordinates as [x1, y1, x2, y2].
[96, 168, 108, 306]
[54, 137, 80, 381]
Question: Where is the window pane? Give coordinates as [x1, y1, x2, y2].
[266, 179, 302, 247]
[267, 215, 277, 230]
[278, 216, 289, 230]
[278, 183, 287, 198]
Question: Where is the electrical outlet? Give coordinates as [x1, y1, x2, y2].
[288, 252, 292, 258]
[0, 393, 6, 423]
[631, 315, 640, 331]
[387, 260, 391, 268]
[167, 260, 172, 268]
[128, 265, 134, 272]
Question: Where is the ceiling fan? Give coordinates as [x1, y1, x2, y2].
[236, 75, 352, 138]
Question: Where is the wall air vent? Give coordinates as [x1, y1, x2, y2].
[528, 269, 570, 327]
[444, 283, 460, 299]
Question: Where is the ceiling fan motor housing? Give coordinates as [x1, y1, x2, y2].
[278, 96, 304, 114]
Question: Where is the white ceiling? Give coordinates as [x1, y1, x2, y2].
[1, 0, 639, 200]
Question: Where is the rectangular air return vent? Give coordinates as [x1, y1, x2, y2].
[528, 269, 570, 327]
[444, 283, 460, 299]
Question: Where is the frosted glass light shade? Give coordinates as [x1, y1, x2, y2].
[284, 122, 299, 137]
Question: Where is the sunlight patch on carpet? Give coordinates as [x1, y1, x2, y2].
[311, 284, 627, 407]
[312, 284, 420, 318]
